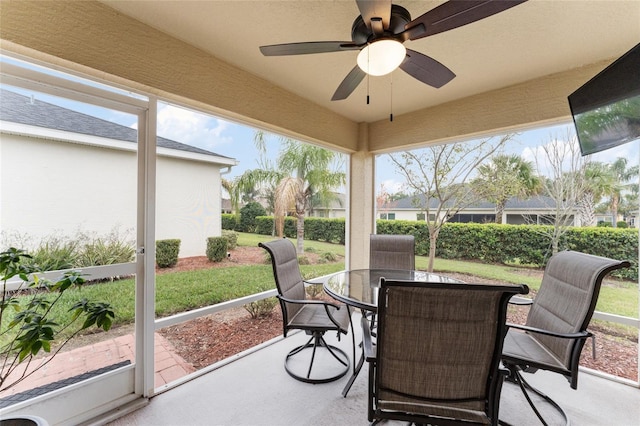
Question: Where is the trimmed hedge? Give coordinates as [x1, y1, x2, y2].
[377, 220, 637, 280]
[156, 239, 180, 268]
[222, 230, 238, 250]
[238, 215, 638, 279]
[254, 216, 345, 244]
[206, 237, 228, 262]
[222, 214, 238, 231]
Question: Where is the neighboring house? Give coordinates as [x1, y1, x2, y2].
[595, 212, 625, 226]
[0, 89, 237, 257]
[309, 192, 346, 218]
[379, 194, 579, 226]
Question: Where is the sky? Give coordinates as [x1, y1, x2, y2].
[3, 54, 638, 198]
[149, 103, 639, 196]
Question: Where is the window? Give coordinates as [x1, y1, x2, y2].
[417, 213, 426, 221]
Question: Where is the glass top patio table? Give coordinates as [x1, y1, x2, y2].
[314, 269, 463, 312]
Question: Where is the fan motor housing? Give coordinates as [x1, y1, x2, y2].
[351, 4, 412, 44]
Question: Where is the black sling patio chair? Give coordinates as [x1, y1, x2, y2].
[366, 234, 416, 333]
[369, 234, 415, 271]
[363, 278, 528, 426]
[502, 250, 629, 425]
[259, 239, 354, 384]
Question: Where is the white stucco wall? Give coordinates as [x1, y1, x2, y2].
[1, 133, 138, 241]
[156, 155, 222, 257]
[1, 131, 228, 258]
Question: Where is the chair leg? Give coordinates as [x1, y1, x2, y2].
[284, 331, 350, 384]
[506, 366, 569, 426]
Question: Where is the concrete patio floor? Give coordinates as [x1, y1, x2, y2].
[103, 313, 640, 426]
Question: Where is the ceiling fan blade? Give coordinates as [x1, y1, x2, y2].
[405, 0, 527, 40]
[356, 0, 392, 31]
[331, 66, 366, 101]
[400, 49, 455, 88]
[260, 41, 359, 56]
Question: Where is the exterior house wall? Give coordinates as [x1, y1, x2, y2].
[156, 156, 222, 256]
[1, 133, 137, 240]
[1, 131, 225, 257]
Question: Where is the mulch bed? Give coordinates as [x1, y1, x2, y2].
[158, 251, 638, 381]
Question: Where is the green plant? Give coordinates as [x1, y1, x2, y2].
[239, 202, 266, 233]
[320, 251, 338, 262]
[0, 247, 115, 393]
[243, 297, 278, 319]
[222, 230, 239, 250]
[156, 239, 181, 268]
[27, 237, 78, 271]
[79, 235, 135, 267]
[206, 237, 228, 262]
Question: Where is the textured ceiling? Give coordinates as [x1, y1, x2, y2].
[102, 0, 640, 123]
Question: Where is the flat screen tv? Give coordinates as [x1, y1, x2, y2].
[568, 42, 640, 156]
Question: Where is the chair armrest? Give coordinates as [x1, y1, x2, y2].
[278, 295, 348, 331]
[361, 316, 376, 361]
[509, 295, 533, 305]
[277, 295, 340, 310]
[507, 323, 591, 340]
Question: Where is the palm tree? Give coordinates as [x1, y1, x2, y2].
[606, 157, 638, 227]
[241, 132, 345, 253]
[579, 162, 614, 226]
[474, 154, 541, 224]
[273, 139, 345, 253]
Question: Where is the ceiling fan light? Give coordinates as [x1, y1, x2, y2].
[357, 40, 407, 76]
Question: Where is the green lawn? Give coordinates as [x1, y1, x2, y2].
[5, 233, 637, 343]
[240, 232, 637, 318]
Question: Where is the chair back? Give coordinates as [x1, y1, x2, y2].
[259, 239, 306, 331]
[369, 234, 415, 270]
[526, 251, 630, 370]
[373, 279, 527, 424]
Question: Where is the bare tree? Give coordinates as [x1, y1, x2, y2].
[388, 135, 512, 271]
[530, 130, 588, 254]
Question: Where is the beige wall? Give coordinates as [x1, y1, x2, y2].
[0, 132, 224, 257]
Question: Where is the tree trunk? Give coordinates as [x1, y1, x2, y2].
[427, 228, 439, 272]
[578, 193, 597, 227]
[495, 200, 506, 224]
[296, 213, 304, 254]
[611, 194, 619, 228]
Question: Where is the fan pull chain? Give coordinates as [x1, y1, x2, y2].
[367, 73, 370, 105]
[389, 73, 394, 122]
[366, 45, 370, 105]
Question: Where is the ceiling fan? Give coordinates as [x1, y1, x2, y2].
[260, 0, 528, 101]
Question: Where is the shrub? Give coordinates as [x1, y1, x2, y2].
[222, 230, 238, 250]
[79, 233, 135, 267]
[320, 251, 338, 262]
[0, 248, 115, 393]
[156, 239, 180, 268]
[239, 202, 266, 232]
[27, 236, 79, 271]
[206, 237, 228, 262]
[244, 297, 278, 319]
[297, 255, 310, 265]
[221, 213, 239, 231]
[617, 221, 629, 228]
